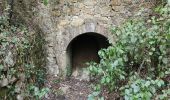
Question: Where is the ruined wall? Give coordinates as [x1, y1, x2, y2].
[12, 0, 156, 77]
[51, 0, 155, 76]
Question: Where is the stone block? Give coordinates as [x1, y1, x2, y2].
[111, 0, 121, 6]
[71, 18, 84, 27]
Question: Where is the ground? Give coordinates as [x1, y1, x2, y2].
[44, 76, 92, 100]
[43, 76, 121, 100]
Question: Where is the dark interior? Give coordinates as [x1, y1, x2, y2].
[66, 33, 109, 75]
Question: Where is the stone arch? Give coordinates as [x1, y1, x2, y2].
[66, 32, 109, 77]
[54, 21, 113, 76]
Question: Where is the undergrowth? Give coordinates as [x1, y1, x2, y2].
[88, 4, 170, 100]
[0, 7, 49, 100]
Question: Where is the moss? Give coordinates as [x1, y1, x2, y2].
[0, 1, 7, 14]
[0, 88, 9, 99]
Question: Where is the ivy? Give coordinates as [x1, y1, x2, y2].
[43, 0, 49, 6]
[0, 7, 48, 99]
[88, 4, 170, 99]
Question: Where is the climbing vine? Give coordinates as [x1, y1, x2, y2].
[0, 7, 49, 99]
[88, 3, 170, 100]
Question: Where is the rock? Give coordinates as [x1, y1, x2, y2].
[100, 6, 111, 16]
[71, 18, 84, 27]
[5, 51, 15, 67]
[59, 20, 70, 26]
[80, 69, 90, 81]
[17, 94, 23, 100]
[19, 73, 25, 82]
[111, 0, 121, 6]
[72, 7, 81, 15]
[84, 0, 97, 6]
[112, 6, 125, 12]
[81, 14, 93, 19]
[0, 78, 8, 87]
[72, 69, 78, 77]
[56, 95, 66, 100]
[78, 3, 85, 9]
[59, 85, 70, 94]
[51, 10, 61, 17]
[123, 0, 132, 5]
[9, 77, 17, 84]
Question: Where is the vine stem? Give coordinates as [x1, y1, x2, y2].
[138, 60, 145, 75]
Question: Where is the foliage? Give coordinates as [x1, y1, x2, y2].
[156, 88, 170, 99]
[88, 91, 104, 100]
[26, 84, 50, 100]
[43, 0, 49, 6]
[88, 4, 170, 99]
[0, 8, 48, 99]
[120, 74, 164, 100]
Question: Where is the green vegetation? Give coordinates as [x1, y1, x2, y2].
[43, 0, 49, 6]
[0, 8, 48, 99]
[88, 4, 170, 100]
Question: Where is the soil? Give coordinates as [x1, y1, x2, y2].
[43, 76, 92, 100]
[43, 76, 122, 100]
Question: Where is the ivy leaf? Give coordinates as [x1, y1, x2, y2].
[106, 77, 111, 83]
[92, 91, 100, 96]
[101, 77, 105, 84]
[112, 60, 119, 68]
[131, 35, 137, 43]
[87, 94, 94, 100]
[162, 58, 168, 64]
[145, 81, 151, 87]
[131, 84, 140, 93]
[43, 0, 48, 6]
[0, 64, 3, 70]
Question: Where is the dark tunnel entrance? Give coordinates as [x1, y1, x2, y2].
[66, 33, 109, 77]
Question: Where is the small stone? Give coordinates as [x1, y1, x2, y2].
[84, 0, 97, 6]
[60, 85, 70, 94]
[112, 6, 125, 12]
[0, 78, 8, 87]
[56, 95, 66, 100]
[78, 3, 85, 9]
[5, 51, 15, 66]
[111, 0, 121, 6]
[71, 18, 84, 27]
[17, 94, 23, 100]
[72, 8, 81, 15]
[59, 20, 70, 26]
[51, 10, 61, 17]
[9, 77, 17, 84]
[81, 69, 90, 81]
[100, 6, 111, 16]
[82, 14, 93, 19]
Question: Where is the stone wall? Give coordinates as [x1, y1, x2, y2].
[12, 0, 156, 77]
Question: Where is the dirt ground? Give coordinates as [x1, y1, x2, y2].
[43, 76, 121, 100]
[43, 76, 92, 100]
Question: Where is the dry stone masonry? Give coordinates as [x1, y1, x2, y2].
[13, 0, 156, 78]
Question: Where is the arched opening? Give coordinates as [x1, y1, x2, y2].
[66, 32, 109, 78]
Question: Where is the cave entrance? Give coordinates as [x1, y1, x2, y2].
[66, 33, 109, 78]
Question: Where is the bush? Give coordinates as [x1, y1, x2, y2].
[88, 5, 170, 99]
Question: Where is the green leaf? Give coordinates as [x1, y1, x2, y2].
[101, 77, 105, 84]
[43, 0, 48, 6]
[149, 52, 153, 55]
[131, 35, 137, 43]
[92, 91, 100, 96]
[0, 65, 3, 70]
[162, 58, 168, 64]
[88, 94, 95, 100]
[106, 77, 111, 83]
[145, 81, 151, 87]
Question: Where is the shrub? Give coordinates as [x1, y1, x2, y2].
[88, 4, 170, 99]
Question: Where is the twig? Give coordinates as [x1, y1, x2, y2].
[138, 60, 145, 74]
